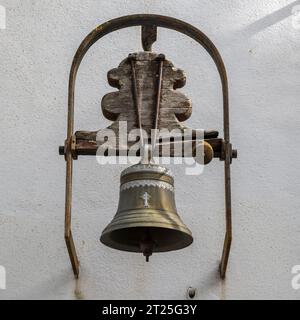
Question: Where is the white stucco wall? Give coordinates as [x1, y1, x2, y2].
[0, 0, 300, 300]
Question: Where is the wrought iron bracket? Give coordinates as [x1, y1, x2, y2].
[141, 25, 157, 51]
[59, 14, 237, 279]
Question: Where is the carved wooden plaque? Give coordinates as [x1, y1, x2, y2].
[102, 51, 191, 135]
[75, 52, 218, 151]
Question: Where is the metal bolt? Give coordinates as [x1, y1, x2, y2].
[187, 287, 196, 299]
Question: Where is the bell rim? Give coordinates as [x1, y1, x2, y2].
[102, 220, 192, 236]
[102, 209, 191, 232]
[100, 213, 193, 253]
[100, 228, 193, 253]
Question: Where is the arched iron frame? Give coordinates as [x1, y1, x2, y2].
[61, 14, 235, 279]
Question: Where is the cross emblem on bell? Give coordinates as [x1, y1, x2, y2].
[140, 192, 151, 208]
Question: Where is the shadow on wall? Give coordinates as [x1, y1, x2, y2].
[220, 0, 300, 45]
[243, 0, 300, 37]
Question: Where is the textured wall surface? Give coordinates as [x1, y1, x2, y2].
[0, 0, 300, 300]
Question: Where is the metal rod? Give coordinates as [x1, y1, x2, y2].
[220, 151, 232, 279]
[129, 56, 145, 150]
[64, 151, 79, 277]
[129, 57, 142, 129]
[152, 54, 164, 153]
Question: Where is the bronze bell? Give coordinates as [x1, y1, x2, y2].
[100, 162, 193, 261]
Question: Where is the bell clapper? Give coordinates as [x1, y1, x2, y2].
[140, 228, 155, 262]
